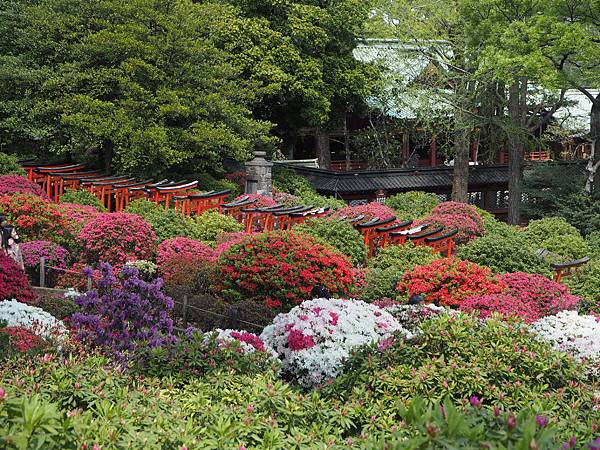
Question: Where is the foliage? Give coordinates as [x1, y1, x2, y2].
[125, 199, 197, 243]
[35, 292, 79, 321]
[554, 193, 600, 238]
[327, 314, 600, 443]
[261, 298, 409, 388]
[60, 189, 105, 210]
[587, 231, 600, 258]
[191, 209, 244, 246]
[0, 326, 46, 354]
[385, 191, 440, 221]
[0, 153, 25, 176]
[78, 212, 157, 268]
[272, 168, 316, 197]
[0, 175, 47, 198]
[361, 243, 440, 301]
[20, 240, 70, 287]
[524, 217, 590, 261]
[216, 231, 356, 309]
[295, 218, 367, 266]
[456, 232, 551, 276]
[0, 254, 35, 303]
[157, 237, 214, 289]
[72, 264, 174, 361]
[0, 193, 72, 244]
[137, 329, 279, 381]
[565, 260, 600, 314]
[331, 202, 397, 220]
[193, 173, 240, 199]
[397, 257, 505, 307]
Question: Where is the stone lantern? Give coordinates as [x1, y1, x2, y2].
[245, 150, 273, 198]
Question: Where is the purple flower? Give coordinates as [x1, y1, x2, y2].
[535, 415, 548, 428]
[589, 437, 600, 450]
[469, 396, 482, 409]
[506, 413, 516, 431]
[82, 266, 94, 278]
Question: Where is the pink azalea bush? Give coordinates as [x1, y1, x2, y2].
[430, 201, 485, 231]
[234, 193, 277, 208]
[331, 202, 397, 221]
[20, 240, 70, 287]
[78, 213, 157, 269]
[212, 232, 254, 261]
[260, 297, 411, 387]
[57, 203, 101, 228]
[157, 237, 214, 285]
[415, 213, 483, 244]
[209, 329, 276, 356]
[273, 191, 300, 206]
[460, 272, 581, 323]
[0, 175, 48, 199]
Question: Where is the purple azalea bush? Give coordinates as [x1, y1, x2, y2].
[72, 263, 175, 361]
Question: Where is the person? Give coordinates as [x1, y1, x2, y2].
[311, 285, 331, 299]
[1, 224, 24, 269]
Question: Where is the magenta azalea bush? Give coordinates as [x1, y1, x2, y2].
[78, 213, 157, 269]
[0, 175, 48, 198]
[72, 263, 175, 360]
[460, 272, 581, 323]
[58, 203, 101, 230]
[157, 237, 214, 285]
[416, 213, 483, 244]
[20, 240, 70, 287]
[430, 201, 484, 230]
[331, 202, 397, 221]
[261, 298, 411, 387]
[234, 193, 277, 208]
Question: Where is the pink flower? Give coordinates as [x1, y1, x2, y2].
[469, 396, 482, 409]
[247, 404, 254, 413]
[0, 387, 5, 402]
[287, 329, 316, 351]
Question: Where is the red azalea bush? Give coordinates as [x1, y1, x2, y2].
[430, 201, 485, 230]
[0, 253, 36, 303]
[459, 294, 542, 322]
[0, 175, 48, 199]
[215, 231, 356, 309]
[415, 213, 483, 244]
[331, 202, 397, 220]
[0, 193, 72, 243]
[234, 193, 277, 208]
[157, 237, 214, 286]
[0, 326, 45, 353]
[78, 213, 157, 269]
[397, 257, 505, 307]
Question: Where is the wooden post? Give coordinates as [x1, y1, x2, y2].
[182, 295, 188, 328]
[87, 276, 92, 291]
[39, 257, 46, 288]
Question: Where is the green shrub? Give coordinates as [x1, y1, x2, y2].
[360, 243, 439, 301]
[60, 189, 106, 210]
[565, 260, 600, 314]
[385, 191, 439, 220]
[191, 209, 243, 246]
[555, 192, 600, 237]
[295, 218, 367, 266]
[0, 153, 26, 176]
[457, 233, 551, 276]
[327, 313, 600, 443]
[195, 173, 240, 198]
[585, 231, 600, 258]
[524, 217, 590, 261]
[35, 293, 79, 320]
[273, 167, 345, 210]
[126, 198, 197, 242]
[295, 190, 346, 210]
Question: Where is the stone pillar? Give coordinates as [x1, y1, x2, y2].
[245, 150, 273, 197]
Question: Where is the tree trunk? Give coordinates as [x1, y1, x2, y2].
[315, 128, 331, 169]
[100, 141, 114, 174]
[452, 126, 470, 202]
[585, 96, 600, 194]
[507, 77, 527, 225]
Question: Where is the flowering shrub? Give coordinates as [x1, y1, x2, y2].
[531, 310, 600, 379]
[126, 199, 196, 243]
[212, 232, 254, 260]
[261, 298, 410, 387]
[0, 299, 67, 337]
[0, 326, 45, 353]
[416, 213, 483, 244]
[295, 218, 367, 266]
[385, 191, 440, 220]
[78, 212, 157, 268]
[456, 233, 551, 275]
[397, 257, 505, 307]
[20, 240, 70, 287]
[459, 294, 542, 323]
[55, 261, 101, 292]
[57, 203, 101, 233]
[381, 303, 449, 334]
[60, 189, 106, 210]
[273, 191, 300, 205]
[0, 175, 47, 198]
[191, 209, 244, 246]
[224, 170, 246, 191]
[331, 202, 397, 220]
[157, 237, 214, 287]
[209, 328, 277, 356]
[124, 260, 157, 281]
[234, 193, 277, 208]
[72, 263, 174, 360]
[216, 231, 356, 309]
[0, 193, 72, 243]
[0, 254, 35, 303]
[430, 201, 485, 231]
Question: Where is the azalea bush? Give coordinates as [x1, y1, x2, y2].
[456, 233, 551, 275]
[397, 257, 504, 307]
[72, 264, 175, 360]
[0, 299, 67, 337]
[524, 217, 589, 261]
[261, 298, 410, 388]
[123, 259, 157, 281]
[0, 193, 72, 244]
[430, 201, 485, 231]
[385, 191, 439, 220]
[360, 243, 440, 302]
[531, 310, 600, 379]
[233, 193, 277, 208]
[0, 175, 48, 198]
[0, 254, 35, 303]
[78, 212, 157, 268]
[157, 237, 214, 288]
[212, 231, 254, 260]
[57, 203, 101, 234]
[125, 198, 197, 243]
[191, 209, 243, 246]
[416, 213, 483, 244]
[295, 218, 367, 266]
[60, 189, 106, 210]
[0, 325, 47, 356]
[20, 240, 70, 287]
[461, 272, 581, 323]
[216, 231, 357, 309]
[331, 202, 397, 220]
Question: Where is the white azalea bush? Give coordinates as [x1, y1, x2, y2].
[531, 310, 600, 379]
[0, 299, 68, 338]
[261, 298, 412, 388]
[207, 328, 278, 358]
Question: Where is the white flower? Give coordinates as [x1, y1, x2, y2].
[530, 310, 600, 378]
[0, 299, 68, 338]
[261, 298, 412, 388]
